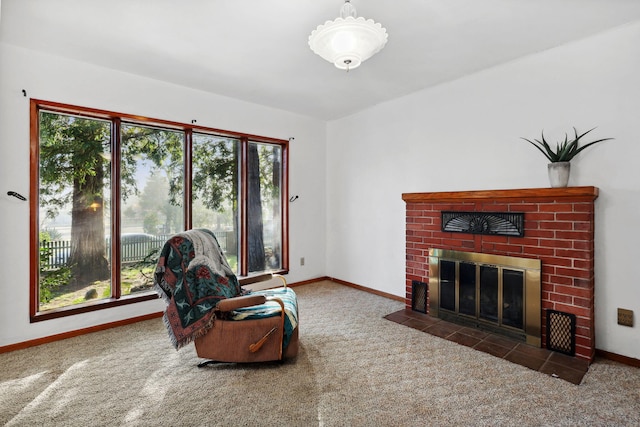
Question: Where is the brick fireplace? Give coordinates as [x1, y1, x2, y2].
[403, 187, 598, 363]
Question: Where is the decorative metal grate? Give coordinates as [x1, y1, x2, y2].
[412, 280, 428, 314]
[441, 211, 524, 237]
[546, 309, 576, 356]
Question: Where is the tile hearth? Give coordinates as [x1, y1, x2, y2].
[385, 309, 589, 385]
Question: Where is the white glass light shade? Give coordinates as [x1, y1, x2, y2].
[309, 7, 388, 70]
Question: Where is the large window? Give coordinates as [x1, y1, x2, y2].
[30, 100, 288, 321]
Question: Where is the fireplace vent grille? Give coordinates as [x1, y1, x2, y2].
[412, 280, 427, 313]
[546, 310, 576, 356]
[441, 211, 524, 237]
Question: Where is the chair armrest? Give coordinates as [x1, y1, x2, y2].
[216, 294, 267, 312]
[273, 274, 287, 288]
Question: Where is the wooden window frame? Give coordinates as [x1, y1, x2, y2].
[29, 99, 289, 322]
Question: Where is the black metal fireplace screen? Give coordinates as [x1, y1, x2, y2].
[429, 248, 542, 347]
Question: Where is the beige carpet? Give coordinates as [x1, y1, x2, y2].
[1, 281, 639, 426]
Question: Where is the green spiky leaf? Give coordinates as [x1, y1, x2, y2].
[520, 127, 613, 162]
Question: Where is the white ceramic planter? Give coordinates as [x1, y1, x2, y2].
[547, 162, 570, 187]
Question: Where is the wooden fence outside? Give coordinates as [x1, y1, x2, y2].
[41, 231, 233, 270]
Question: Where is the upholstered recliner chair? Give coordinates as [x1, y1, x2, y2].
[154, 229, 298, 366]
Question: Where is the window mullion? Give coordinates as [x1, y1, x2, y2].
[112, 118, 122, 299]
[240, 137, 249, 276]
[281, 143, 289, 272]
[185, 129, 193, 230]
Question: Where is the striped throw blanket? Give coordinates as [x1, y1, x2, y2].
[230, 287, 298, 349]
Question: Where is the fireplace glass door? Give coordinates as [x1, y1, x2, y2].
[459, 262, 476, 316]
[479, 265, 498, 323]
[440, 260, 456, 312]
[502, 269, 524, 329]
[477, 266, 524, 329]
[440, 261, 525, 331]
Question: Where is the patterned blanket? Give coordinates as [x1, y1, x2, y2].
[154, 229, 241, 349]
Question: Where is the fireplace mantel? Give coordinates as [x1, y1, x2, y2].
[403, 186, 599, 362]
[402, 186, 598, 203]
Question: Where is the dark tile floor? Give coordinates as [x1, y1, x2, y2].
[384, 309, 590, 385]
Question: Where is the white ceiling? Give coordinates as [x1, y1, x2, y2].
[2, 0, 640, 121]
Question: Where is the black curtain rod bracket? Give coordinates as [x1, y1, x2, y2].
[8, 191, 27, 201]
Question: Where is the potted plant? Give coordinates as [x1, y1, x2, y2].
[521, 127, 613, 187]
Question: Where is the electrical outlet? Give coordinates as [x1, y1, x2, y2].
[300, 257, 305, 266]
[617, 308, 633, 327]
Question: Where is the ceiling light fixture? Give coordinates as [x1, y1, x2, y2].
[308, 0, 388, 71]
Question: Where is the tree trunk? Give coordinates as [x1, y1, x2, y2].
[69, 164, 110, 286]
[247, 143, 265, 272]
[271, 152, 281, 268]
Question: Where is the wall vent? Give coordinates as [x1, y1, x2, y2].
[412, 280, 427, 313]
[546, 309, 576, 356]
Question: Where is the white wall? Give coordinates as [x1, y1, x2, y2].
[0, 43, 326, 347]
[326, 22, 640, 359]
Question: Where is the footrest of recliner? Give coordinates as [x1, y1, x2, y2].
[194, 316, 284, 363]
